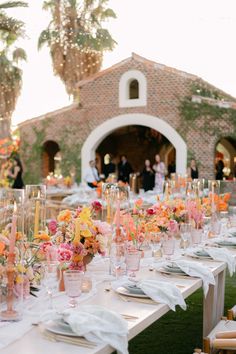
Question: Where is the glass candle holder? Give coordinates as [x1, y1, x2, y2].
[0, 189, 24, 321]
[25, 185, 46, 241]
[102, 183, 116, 224]
[111, 184, 130, 232]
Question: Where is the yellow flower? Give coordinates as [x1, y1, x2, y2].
[15, 275, 24, 284]
[80, 229, 92, 238]
[79, 207, 91, 222]
[17, 264, 26, 273]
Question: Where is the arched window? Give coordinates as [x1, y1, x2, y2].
[129, 79, 139, 99]
[119, 70, 147, 107]
[42, 140, 60, 177]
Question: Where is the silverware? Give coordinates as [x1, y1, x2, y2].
[118, 294, 156, 304]
[43, 331, 96, 348]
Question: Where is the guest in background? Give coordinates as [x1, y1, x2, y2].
[216, 159, 224, 180]
[153, 154, 166, 192]
[118, 155, 133, 183]
[141, 159, 155, 192]
[103, 156, 116, 179]
[187, 159, 199, 180]
[84, 160, 100, 188]
[7, 156, 24, 189]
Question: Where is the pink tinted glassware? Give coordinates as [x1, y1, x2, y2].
[162, 237, 175, 260]
[126, 249, 141, 277]
[64, 270, 83, 308]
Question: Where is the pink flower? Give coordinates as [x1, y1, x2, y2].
[94, 220, 111, 236]
[146, 208, 155, 215]
[91, 200, 102, 212]
[48, 220, 57, 235]
[168, 219, 179, 233]
[58, 243, 73, 262]
[40, 241, 53, 254]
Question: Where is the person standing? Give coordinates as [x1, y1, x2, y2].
[84, 160, 100, 188]
[187, 159, 199, 180]
[153, 154, 166, 192]
[7, 156, 24, 189]
[103, 156, 116, 179]
[141, 159, 155, 192]
[215, 159, 224, 180]
[118, 155, 133, 183]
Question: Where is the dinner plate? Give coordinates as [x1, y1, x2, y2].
[43, 320, 78, 337]
[123, 284, 146, 295]
[115, 286, 149, 298]
[216, 241, 236, 248]
[193, 250, 212, 259]
[163, 264, 185, 274]
[156, 267, 189, 277]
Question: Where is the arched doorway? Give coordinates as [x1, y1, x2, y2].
[81, 114, 187, 180]
[42, 140, 60, 177]
[215, 137, 236, 179]
[96, 125, 176, 175]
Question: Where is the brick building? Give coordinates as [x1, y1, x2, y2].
[19, 53, 236, 183]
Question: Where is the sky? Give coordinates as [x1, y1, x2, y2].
[9, 0, 236, 126]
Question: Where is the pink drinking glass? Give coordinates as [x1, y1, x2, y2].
[125, 249, 141, 277]
[64, 270, 83, 308]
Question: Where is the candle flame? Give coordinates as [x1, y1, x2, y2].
[13, 202, 17, 213]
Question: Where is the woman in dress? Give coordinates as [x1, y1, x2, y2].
[152, 154, 166, 192]
[141, 159, 155, 192]
[7, 156, 24, 189]
[187, 159, 199, 180]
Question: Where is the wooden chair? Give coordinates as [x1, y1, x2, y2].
[202, 306, 236, 354]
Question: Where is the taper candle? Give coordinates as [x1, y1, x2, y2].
[9, 203, 17, 254]
[34, 199, 40, 236]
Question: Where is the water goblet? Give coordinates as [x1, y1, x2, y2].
[179, 223, 191, 254]
[64, 270, 84, 308]
[125, 248, 141, 278]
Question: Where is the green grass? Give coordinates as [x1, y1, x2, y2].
[128, 273, 236, 354]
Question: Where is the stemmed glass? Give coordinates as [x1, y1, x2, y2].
[179, 223, 192, 254]
[42, 261, 59, 309]
[149, 232, 161, 261]
[125, 248, 141, 277]
[110, 243, 126, 279]
[64, 270, 83, 308]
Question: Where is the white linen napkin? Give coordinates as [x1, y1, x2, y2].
[112, 278, 186, 311]
[174, 260, 215, 296]
[63, 305, 128, 354]
[206, 248, 235, 276]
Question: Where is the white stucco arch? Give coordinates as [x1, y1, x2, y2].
[81, 113, 187, 180]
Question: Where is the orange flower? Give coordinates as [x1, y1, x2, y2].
[34, 233, 50, 241]
[0, 242, 5, 255]
[57, 209, 72, 223]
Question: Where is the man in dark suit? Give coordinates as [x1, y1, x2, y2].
[118, 155, 133, 183]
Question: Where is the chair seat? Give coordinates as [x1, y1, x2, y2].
[206, 320, 236, 351]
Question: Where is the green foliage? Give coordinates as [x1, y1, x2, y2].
[179, 82, 236, 139]
[21, 123, 48, 184]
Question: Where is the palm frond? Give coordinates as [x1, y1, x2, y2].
[38, 28, 51, 49]
[0, 1, 28, 9]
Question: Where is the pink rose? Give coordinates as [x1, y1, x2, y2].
[48, 220, 57, 235]
[91, 200, 102, 212]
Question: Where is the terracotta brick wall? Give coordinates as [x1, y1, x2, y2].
[19, 55, 236, 182]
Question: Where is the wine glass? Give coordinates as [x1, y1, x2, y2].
[179, 223, 192, 254]
[64, 270, 83, 308]
[149, 232, 162, 261]
[110, 243, 126, 279]
[125, 248, 141, 277]
[42, 261, 59, 309]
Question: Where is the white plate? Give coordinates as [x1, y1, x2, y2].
[189, 254, 212, 260]
[44, 320, 78, 337]
[115, 286, 149, 298]
[216, 241, 236, 248]
[156, 267, 189, 277]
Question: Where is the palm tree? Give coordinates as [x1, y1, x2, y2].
[0, 1, 27, 135]
[38, 0, 116, 99]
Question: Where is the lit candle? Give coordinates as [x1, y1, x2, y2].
[211, 182, 215, 212]
[116, 198, 120, 229]
[107, 199, 111, 222]
[34, 198, 40, 236]
[9, 203, 17, 254]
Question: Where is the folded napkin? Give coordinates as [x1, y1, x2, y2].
[112, 278, 186, 311]
[206, 248, 235, 276]
[41, 305, 128, 354]
[174, 260, 215, 296]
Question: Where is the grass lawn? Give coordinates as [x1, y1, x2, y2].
[128, 273, 236, 354]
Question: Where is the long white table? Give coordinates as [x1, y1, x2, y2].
[1, 254, 230, 354]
